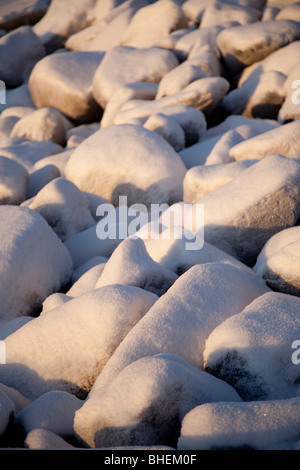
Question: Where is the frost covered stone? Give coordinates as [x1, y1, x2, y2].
[92, 45, 179, 108]
[1, 285, 157, 399]
[29, 51, 104, 123]
[178, 398, 300, 450]
[204, 292, 300, 400]
[28, 177, 95, 241]
[0, 156, 29, 205]
[74, 354, 241, 448]
[193, 154, 300, 266]
[217, 20, 300, 73]
[0, 26, 45, 88]
[96, 237, 178, 296]
[230, 121, 300, 161]
[10, 107, 70, 146]
[16, 391, 83, 439]
[0, 206, 72, 325]
[120, 0, 188, 48]
[64, 124, 187, 207]
[253, 226, 300, 295]
[33, 0, 97, 52]
[89, 262, 269, 397]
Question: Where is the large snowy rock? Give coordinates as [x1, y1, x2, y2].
[89, 263, 269, 397]
[0, 26, 45, 87]
[276, 2, 300, 21]
[120, 0, 188, 48]
[74, 354, 242, 448]
[230, 121, 300, 161]
[10, 107, 70, 146]
[0, 285, 157, 399]
[0, 206, 72, 325]
[178, 398, 300, 450]
[64, 124, 187, 207]
[16, 391, 83, 439]
[0, 138, 63, 171]
[28, 177, 95, 241]
[92, 45, 179, 108]
[200, 0, 261, 29]
[0, 156, 29, 205]
[217, 20, 300, 74]
[183, 160, 256, 203]
[155, 62, 208, 100]
[192, 154, 300, 266]
[204, 292, 300, 401]
[33, 0, 97, 52]
[28, 51, 104, 123]
[96, 237, 178, 296]
[253, 226, 300, 295]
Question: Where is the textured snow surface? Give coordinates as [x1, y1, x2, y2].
[0, 0, 300, 451]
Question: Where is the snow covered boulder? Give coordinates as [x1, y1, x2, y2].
[10, 107, 70, 146]
[253, 226, 300, 295]
[216, 20, 300, 74]
[25, 429, 74, 449]
[28, 51, 104, 123]
[16, 391, 83, 440]
[200, 0, 261, 29]
[0, 26, 45, 88]
[66, 123, 99, 148]
[155, 62, 208, 100]
[204, 292, 300, 401]
[64, 124, 187, 207]
[26, 165, 61, 199]
[120, 0, 188, 48]
[33, 0, 97, 52]
[0, 383, 31, 415]
[89, 263, 269, 397]
[0, 156, 28, 205]
[0, 388, 15, 440]
[0, 138, 63, 171]
[96, 237, 178, 296]
[67, 262, 106, 298]
[74, 354, 241, 448]
[92, 45, 179, 108]
[1, 285, 157, 399]
[178, 398, 300, 450]
[0, 0, 50, 31]
[143, 113, 185, 151]
[276, 2, 300, 21]
[28, 177, 95, 241]
[193, 154, 300, 266]
[183, 160, 256, 203]
[0, 206, 72, 325]
[230, 121, 300, 161]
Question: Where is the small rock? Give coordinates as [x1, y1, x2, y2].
[25, 428, 74, 449]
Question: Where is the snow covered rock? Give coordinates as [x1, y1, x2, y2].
[0, 156, 28, 205]
[143, 112, 185, 151]
[217, 20, 300, 74]
[1, 285, 157, 399]
[92, 45, 179, 108]
[74, 353, 242, 448]
[194, 154, 300, 266]
[0, 26, 45, 87]
[276, 2, 300, 21]
[221, 70, 286, 119]
[0, 388, 15, 439]
[16, 391, 83, 439]
[0, 383, 31, 415]
[2, 84, 35, 111]
[204, 292, 300, 400]
[33, 0, 97, 52]
[96, 237, 178, 296]
[0, 0, 50, 31]
[0, 206, 72, 325]
[67, 262, 106, 298]
[28, 177, 95, 241]
[200, 0, 261, 29]
[178, 398, 300, 450]
[0, 138, 63, 171]
[230, 121, 300, 161]
[155, 62, 208, 100]
[174, 25, 223, 61]
[64, 124, 187, 207]
[120, 0, 188, 48]
[278, 63, 300, 123]
[10, 107, 70, 146]
[253, 226, 300, 295]
[41, 293, 72, 314]
[183, 160, 256, 203]
[71, 256, 108, 283]
[26, 165, 61, 199]
[0, 317, 34, 340]
[29, 51, 104, 123]
[32, 149, 72, 176]
[89, 262, 269, 397]
[66, 123, 99, 148]
[25, 428, 74, 449]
